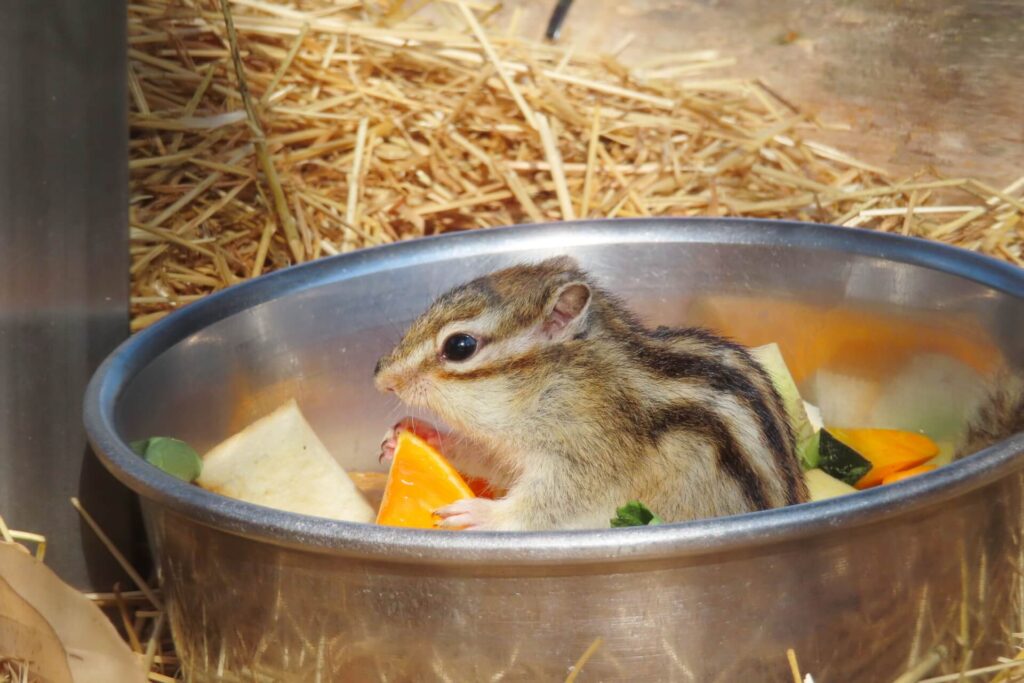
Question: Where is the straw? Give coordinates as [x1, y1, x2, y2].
[125, 0, 1021, 327]
[70, 497, 163, 611]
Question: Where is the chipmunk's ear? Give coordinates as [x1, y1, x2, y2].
[540, 255, 580, 272]
[541, 281, 591, 340]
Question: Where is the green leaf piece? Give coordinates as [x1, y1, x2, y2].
[611, 501, 665, 527]
[132, 436, 202, 483]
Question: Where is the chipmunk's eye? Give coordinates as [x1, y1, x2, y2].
[441, 333, 478, 362]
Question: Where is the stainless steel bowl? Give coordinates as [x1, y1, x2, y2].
[84, 218, 1024, 682]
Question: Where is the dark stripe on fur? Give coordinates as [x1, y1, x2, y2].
[651, 404, 770, 510]
[633, 331, 804, 504]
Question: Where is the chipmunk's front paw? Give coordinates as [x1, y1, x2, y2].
[379, 417, 445, 464]
[434, 497, 507, 530]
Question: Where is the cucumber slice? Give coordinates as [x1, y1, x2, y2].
[817, 429, 872, 486]
[803, 400, 824, 432]
[805, 468, 858, 501]
[751, 343, 820, 469]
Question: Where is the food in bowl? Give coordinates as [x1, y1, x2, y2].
[131, 338, 957, 530]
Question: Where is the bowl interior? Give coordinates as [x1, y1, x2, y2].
[114, 221, 1023, 481]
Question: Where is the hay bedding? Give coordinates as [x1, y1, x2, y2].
[128, 0, 1023, 331]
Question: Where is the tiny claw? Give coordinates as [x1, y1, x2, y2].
[380, 418, 446, 465]
[434, 497, 498, 530]
[378, 427, 398, 465]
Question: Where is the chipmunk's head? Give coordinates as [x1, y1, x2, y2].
[373, 256, 594, 433]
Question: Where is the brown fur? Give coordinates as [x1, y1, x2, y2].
[375, 256, 810, 530]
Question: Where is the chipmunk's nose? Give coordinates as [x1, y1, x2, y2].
[373, 358, 400, 393]
[374, 376, 393, 393]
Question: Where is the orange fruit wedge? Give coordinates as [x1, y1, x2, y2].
[375, 431, 475, 529]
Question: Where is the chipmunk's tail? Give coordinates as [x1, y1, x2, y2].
[956, 372, 1024, 458]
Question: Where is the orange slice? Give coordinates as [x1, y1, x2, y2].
[375, 431, 475, 529]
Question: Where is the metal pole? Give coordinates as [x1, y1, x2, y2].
[0, 0, 141, 589]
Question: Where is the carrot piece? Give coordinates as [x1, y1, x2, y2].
[825, 428, 939, 489]
[881, 464, 937, 486]
[376, 431, 475, 529]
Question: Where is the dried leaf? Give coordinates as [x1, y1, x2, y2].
[0, 573, 73, 683]
[0, 542, 146, 683]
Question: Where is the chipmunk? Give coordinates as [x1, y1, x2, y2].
[373, 255, 810, 531]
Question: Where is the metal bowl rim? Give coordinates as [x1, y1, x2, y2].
[83, 217, 1024, 565]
